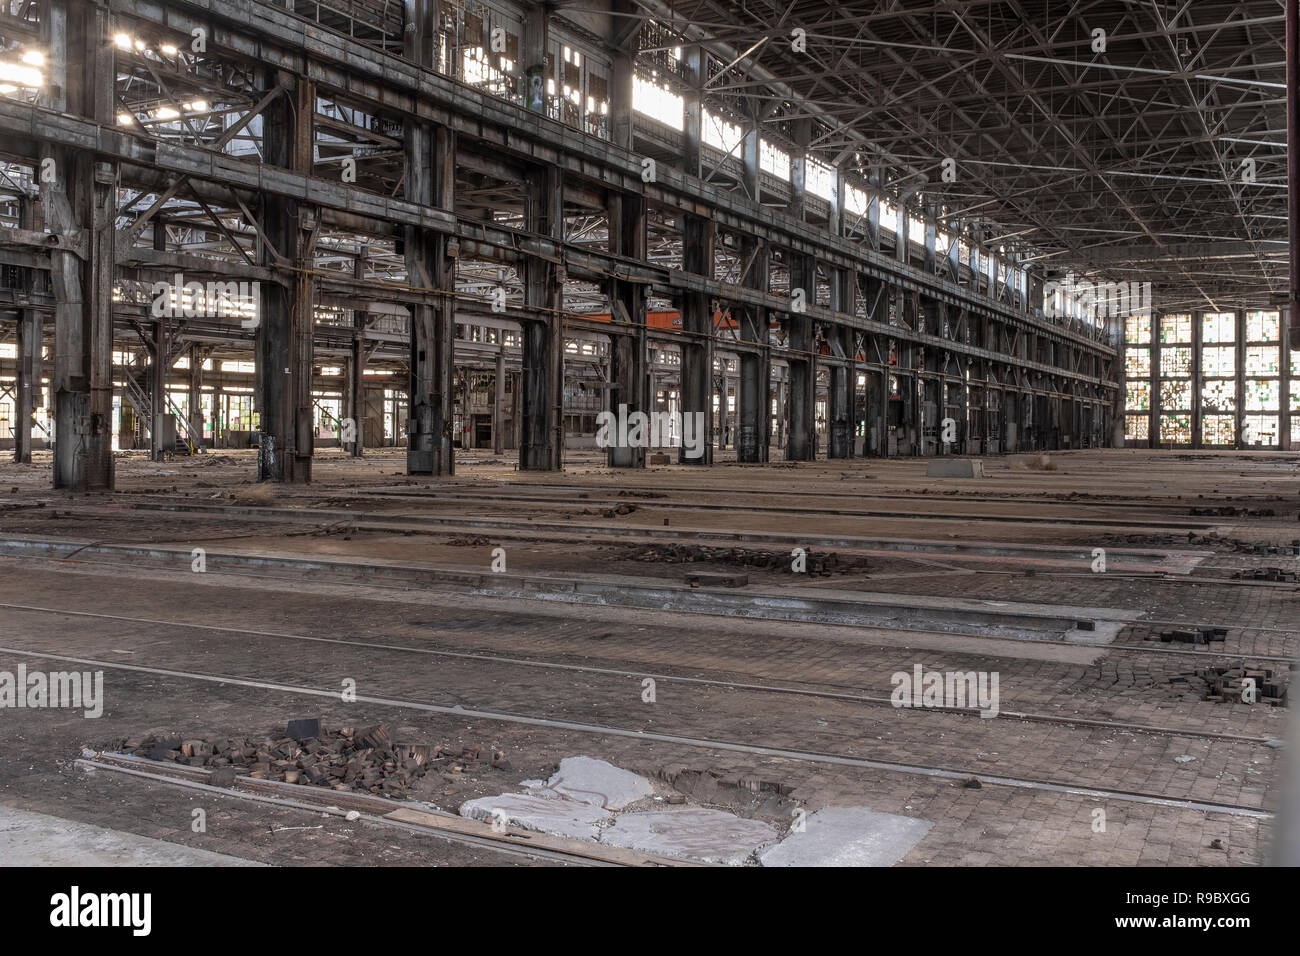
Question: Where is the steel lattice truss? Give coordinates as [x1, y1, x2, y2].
[642, 0, 1287, 310]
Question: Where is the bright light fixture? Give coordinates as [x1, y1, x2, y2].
[156, 106, 179, 120]
[134, 39, 145, 51]
[114, 33, 132, 50]
[161, 44, 178, 56]
[118, 112, 133, 124]
[21, 50, 43, 67]
[183, 99, 208, 112]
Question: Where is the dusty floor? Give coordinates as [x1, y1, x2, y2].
[0, 447, 1294, 865]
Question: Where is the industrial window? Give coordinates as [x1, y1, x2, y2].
[1125, 381, 1150, 411]
[760, 140, 790, 180]
[1125, 348, 1150, 377]
[1292, 350, 1300, 376]
[1159, 347, 1192, 377]
[1246, 310, 1280, 342]
[1202, 346, 1235, 377]
[1245, 346, 1280, 376]
[1245, 380, 1280, 411]
[806, 158, 835, 201]
[1242, 415, 1278, 445]
[703, 110, 742, 155]
[1159, 313, 1192, 344]
[1160, 380, 1191, 410]
[1124, 315, 1151, 344]
[633, 74, 683, 130]
[1159, 414, 1191, 443]
[1202, 312, 1235, 344]
[1203, 416, 1235, 445]
[1124, 414, 1149, 441]
[1201, 380, 1236, 412]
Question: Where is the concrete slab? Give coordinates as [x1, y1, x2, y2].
[600, 808, 778, 865]
[541, 756, 655, 810]
[759, 807, 932, 867]
[459, 792, 612, 841]
[0, 805, 261, 866]
[926, 459, 985, 478]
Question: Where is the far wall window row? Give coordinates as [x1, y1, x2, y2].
[1122, 310, 1293, 446]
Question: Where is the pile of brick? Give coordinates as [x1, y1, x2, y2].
[1234, 567, 1299, 582]
[1177, 665, 1289, 705]
[1152, 626, 1228, 645]
[117, 721, 510, 797]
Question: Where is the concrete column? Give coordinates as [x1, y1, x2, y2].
[494, 348, 506, 455]
[607, 191, 646, 467]
[14, 197, 42, 464]
[682, 45, 703, 178]
[188, 344, 204, 448]
[520, 165, 565, 470]
[827, 269, 853, 458]
[741, 108, 760, 203]
[737, 237, 770, 462]
[349, 254, 365, 457]
[789, 119, 810, 221]
[1282, 306, 1293, 450]
[678, 213, 714, 464]
[405, 121, 456, 475]
[786, 252, 816, 460]
[256, 70, 314, 483]
[150, 315, 166, 460]
[45, 0, 115, 490]
[1235, 309, 1246, 447]
[608, 0, 637, 150]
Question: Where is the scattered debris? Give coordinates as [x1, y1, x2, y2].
[613, 543, 869, 575]
[114, 722, 512, 798]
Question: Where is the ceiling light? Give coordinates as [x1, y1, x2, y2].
[118, 112, 134, 124]
[184, 99, 208, 112]
[134, 39, 145, 51]
[156, 106, 179, 120]
[114, 34, 132, 50]
[160, 44, 178, 56]
[21, 51, 43, 67]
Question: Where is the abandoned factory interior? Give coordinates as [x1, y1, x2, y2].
[0, 0, 1298, 888]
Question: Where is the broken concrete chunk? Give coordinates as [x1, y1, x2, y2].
[600, 808, 778, 865]
[460, 793, 612, 841]
[543, 756, 655, 810]
[760, 807, 933, 868]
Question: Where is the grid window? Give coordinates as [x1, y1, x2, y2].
[1159, 380, 1191, 410]
[1159, 314, 1193, 344]
[1125, 381, 1150, 411]
[1202, 346, 1235, 377]
[1246, 380, 1280, 411]
[1246, 346, 1280, 376]
[1201, 380, 1237, 413]
[1159, 414, 1191, 443]
[1246, 310, 1280, 342]
[1159, 347, 1192, 377]
[1124, 315, 1152, 344]
[1203, 415, 1235, 445]
[1242, 415, 1279, 445]
[1202, 312, 1236, 344]
[1125, 348, 1150, 377]
[1125, 415, 1149, 441]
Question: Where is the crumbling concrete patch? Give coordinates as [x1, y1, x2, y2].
[459, 792, 612, 841]
[599, 808, 778, 865]
[759, 807, 932, 867]
[539, 756, 655, 810]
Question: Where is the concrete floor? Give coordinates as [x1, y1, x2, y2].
[0, 447, 1293, 865]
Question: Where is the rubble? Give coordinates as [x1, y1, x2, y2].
[113, 722, 510, 798]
